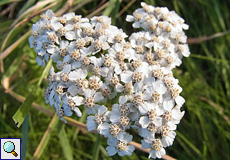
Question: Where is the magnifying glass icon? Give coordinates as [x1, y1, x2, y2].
[3, 141, 18, 157]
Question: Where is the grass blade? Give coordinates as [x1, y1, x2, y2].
[21, 114, 29, 160]
[57, 123, 73, 160]
[17, 0, 37, 17]
[32, 114, 59, 160]
[92, 134, 101, 160]
[12, 90, 36, 128]
[176, 131, 202, 158]
[0, 30, 31, 60]
[103, 0, 117, 16]
[0, 0, 23, 6]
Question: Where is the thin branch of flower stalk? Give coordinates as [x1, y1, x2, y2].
[116, 0, 136, 18]
[86, 2, 109, 18]
[0, 30, 31, 60]
[187, 30, 230, 44]
[200, 97, 230, 125]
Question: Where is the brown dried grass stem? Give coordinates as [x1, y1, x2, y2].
[187, 30, 230, 44]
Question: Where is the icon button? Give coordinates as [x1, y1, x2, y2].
[1, 138, 21, 160]
[3, 141, 18, 157]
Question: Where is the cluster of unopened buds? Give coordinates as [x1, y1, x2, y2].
[29, 2, 190, 159]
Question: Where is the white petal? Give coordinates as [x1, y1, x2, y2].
[107, 137, 118, 146]
[36, 56, 43, 66]
[156, 148, 166, 158]
[119, 96, 127, 104]
[73, 107, 82, 117]
[120, 71, 133, 83]
[68, 71, 78, 80]
[100, 67, 109, 77]
[114, 66, 122, 75]
[71, 61, 81, 69]
[132, 21, 141, 28]
[98, 123, 110, 137]
[86, 116, 96, 131]
[64, 107, 72, 116]
[126, 15, 134, 22]
[133, 82, 143, 93]
[175, 96, 185, 106]
[163, 98, 174, 111]
[115, 83, 124, 92]
[123, 133, 133, 143]
[50, 53, 61, 62]
[62, 64, 71, 73]
[98, 105, 107, 114]
[67, 85, 78, 96]
[119, 146, 134, 156]
[73, 96, 83, 106]
[86, 107, 96, 115]
[65, 24, 74, 30]
[65, 31, 76, 40]
[149, 150, 157, 159]
[139, 102, 149, 115]
[139, 116, 150, 128]
[153, 117, 162, 126]
[106, 146, 117, 156]
[110, 112, 120, 123]
[78, 69, 88, 79]
[141, 140, 151, 149]
[94, 92, 103, 103]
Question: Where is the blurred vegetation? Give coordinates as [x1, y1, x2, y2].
[0, 0, 230, 160]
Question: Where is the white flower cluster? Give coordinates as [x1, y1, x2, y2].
[29, 2, 190, 159]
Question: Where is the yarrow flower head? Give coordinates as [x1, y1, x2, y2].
[30, 2, 190, 159]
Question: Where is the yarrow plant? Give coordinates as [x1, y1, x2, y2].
[29, 2, 190, 159]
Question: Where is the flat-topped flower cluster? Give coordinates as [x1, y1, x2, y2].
[29, 2, 190, 159]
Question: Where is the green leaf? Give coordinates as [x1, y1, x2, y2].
[12, 90, 36, 128]
[92, 134, 101, 160]
[21, 115, 29, 160]
[58, 123, 73, 160]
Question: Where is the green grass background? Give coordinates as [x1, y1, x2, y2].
[0, 0, 230, 159]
